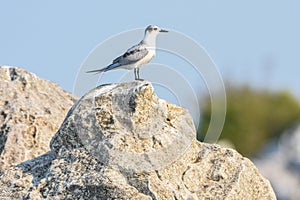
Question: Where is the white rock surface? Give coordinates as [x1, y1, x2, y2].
[0, 66, 76, 172]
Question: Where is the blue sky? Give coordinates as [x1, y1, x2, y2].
[1, 1, 300, 99]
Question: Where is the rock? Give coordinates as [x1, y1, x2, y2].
[0, 66, 76, 172]
[255, 124, 300, 200]
[0, 80, 276, 199]
[50, 81, 196, 173]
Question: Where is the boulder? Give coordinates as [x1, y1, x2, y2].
[0, 66, 76, 172]
[0, 79, 276, 199]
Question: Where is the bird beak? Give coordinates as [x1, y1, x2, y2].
[159, 29, 168, 33]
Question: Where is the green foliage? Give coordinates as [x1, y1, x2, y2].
[199, 84, 300, 156]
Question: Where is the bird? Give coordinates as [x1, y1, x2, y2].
[86, 25, 168, 80]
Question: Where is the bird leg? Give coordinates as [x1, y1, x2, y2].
[137, 68, 140, 80]
[134, 68, 143, 80]
[134, 68, 138, 80]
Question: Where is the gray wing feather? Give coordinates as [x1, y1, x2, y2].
[86, 42, 148, 74]
[113, 43, 148, 65]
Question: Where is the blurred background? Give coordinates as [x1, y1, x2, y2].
[1, 1, 300, 199]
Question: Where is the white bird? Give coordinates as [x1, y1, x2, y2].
[86, 25, 168, 80]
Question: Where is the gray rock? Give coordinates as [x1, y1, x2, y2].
[0, 66, 76, 172]
[0, 79, 276, 199]
[50, 81, 196, 173]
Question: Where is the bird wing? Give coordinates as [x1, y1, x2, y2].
[112, 43, 149, 65]
[86, 43, 149, 74]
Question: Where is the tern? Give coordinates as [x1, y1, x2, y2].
[86, 25, 168, 80]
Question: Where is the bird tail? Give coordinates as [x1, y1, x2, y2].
[86, 63, 121, 74]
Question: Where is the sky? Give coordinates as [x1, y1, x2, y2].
[1, 1, 300, 100]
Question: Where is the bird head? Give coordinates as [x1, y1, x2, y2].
[143, 25, 168, 45]
[145, 25, 168, 34]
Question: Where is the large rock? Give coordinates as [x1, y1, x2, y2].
[0, 66, 76, 172]
[0, 80, 276, 199]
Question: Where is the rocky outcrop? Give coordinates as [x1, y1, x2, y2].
[0, 66, 76, 172]
[0, 79, 276, 199]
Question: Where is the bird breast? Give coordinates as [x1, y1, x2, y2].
[135, 49, 155, 68]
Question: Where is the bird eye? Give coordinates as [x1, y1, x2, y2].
[154, 28, 158, 30]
